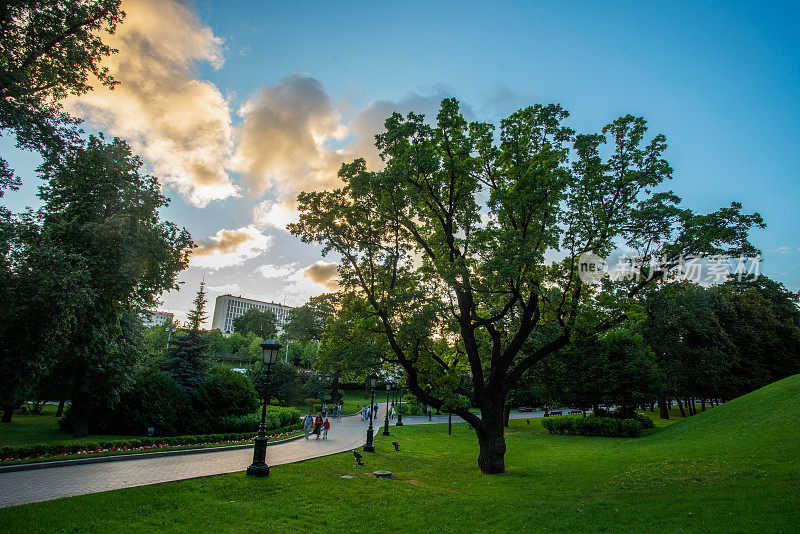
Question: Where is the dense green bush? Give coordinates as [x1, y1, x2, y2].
[59, 369, 192, 435]
[265, 406, 301, 427]
[59, 366, 295, 436]
[541, 416, 642, 437]
[193, 366, 259, 420]
[632, 412, 656, 429]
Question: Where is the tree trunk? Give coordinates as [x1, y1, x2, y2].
[676, 398, 686, 417]
[503, 406, 510, 427]
[330, 372, 340, 404]
[476, 418, 506, 474]
[649, 402, 655, 412]
[71, 362, 90, 438]
[701, 399, 705, 412]
[56, 399, 66, 417]
[1, 405, 13, 423]
[658, 397, 669, 419]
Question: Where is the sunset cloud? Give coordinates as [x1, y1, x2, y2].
[232, 73, 348, 204]
[303, 261, 340, 291]
[192, 225, 273, 269]
[66, 0, 237, 207]
[238, 78, 460, 231]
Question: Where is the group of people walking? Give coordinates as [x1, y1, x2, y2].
[359, 403, 380, 421]
[320, 403, 343, 419]
[358, 401, 403, 421]
[303, 412, 331, 440]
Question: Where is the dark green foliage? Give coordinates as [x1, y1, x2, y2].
[232, 307, 277, 339]
[290, 98, 763, 473]
[557, 329, 662, 417]
[250, 361, 298, 405]
[164, 333, 209, 394]
[185, 282, 208, 334]
[31, 136, 192, 436]
[631, 412, 656, 429]
[212, 414, 263, 434]
[111, 368, 190, 436]
[637, 277, 800, 410]
[193, 366, 258, 420]
[0, 0, 124, 193]
[285, 294, 337, 342]
[541, 416, 643, 437]
[249, 362, 328, 406]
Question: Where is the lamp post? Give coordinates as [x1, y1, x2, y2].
[247, 339, 282, 477]
[383, 381, 393, 436]
[363, 372, 378, 452]
[396, 382, 404, 426]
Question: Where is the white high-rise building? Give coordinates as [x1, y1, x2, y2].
[142, 310, 174, 328]
[211, 294, 292, 335]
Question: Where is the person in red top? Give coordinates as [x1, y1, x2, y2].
[314, 413, 323, 439]
[323, 418, 330, 440]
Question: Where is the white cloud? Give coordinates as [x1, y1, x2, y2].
[258, 263, 298, 279]
[252, 200, 300, 231]
[191, 225, 273, 270]
[206, 283, 241, 294]
[66, 0, 237, 207]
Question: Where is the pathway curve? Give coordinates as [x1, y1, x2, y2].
[0, 406, 546, 508]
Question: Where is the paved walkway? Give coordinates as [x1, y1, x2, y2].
[0, 406, 545, 508]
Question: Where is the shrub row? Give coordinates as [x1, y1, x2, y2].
[0, 422, 302, 461]
[541, 416, 643, 437]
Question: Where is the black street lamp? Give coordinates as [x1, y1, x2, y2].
[383, 380, 393, 436]
[247, 339, 282, 477]
[363, 372, 379, 452]
[396, 382, 404, 426]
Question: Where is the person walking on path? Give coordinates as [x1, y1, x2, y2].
[323, 418, 330, 439]
[304, 413, 314, 439]
[314, 413, 323, 439]
[361, 405, 366, 421]
[427, 405, 432, 421]
[390, 403, 396, 420]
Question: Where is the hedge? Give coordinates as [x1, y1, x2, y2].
[541, 416, 643, 437]
[0, 422, 302, 462]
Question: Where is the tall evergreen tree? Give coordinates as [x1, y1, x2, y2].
[186, 281, 208, 334]
[165, 282, 209, 394]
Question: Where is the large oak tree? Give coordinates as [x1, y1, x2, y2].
[290, 99, 763, 473]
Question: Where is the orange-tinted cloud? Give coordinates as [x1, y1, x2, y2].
[192, 225, 273, 269]
[66, 0, 237, 207]
[303, 262, 340, 290]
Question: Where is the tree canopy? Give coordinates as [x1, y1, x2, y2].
[290, 98, 764, 473]
[0, 0, 124, 193]
[232, 307, 277, 339]
[31, 136, 191, 435]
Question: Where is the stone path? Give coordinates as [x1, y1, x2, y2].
[0, 406, 546, 508]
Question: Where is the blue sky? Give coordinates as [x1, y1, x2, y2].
[3, 0, 799, 323]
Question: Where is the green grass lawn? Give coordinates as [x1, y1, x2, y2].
[1, 375, 798, 532]
[0, 405, 142, 447]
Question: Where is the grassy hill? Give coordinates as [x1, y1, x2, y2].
[1, 375, 798, 532]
